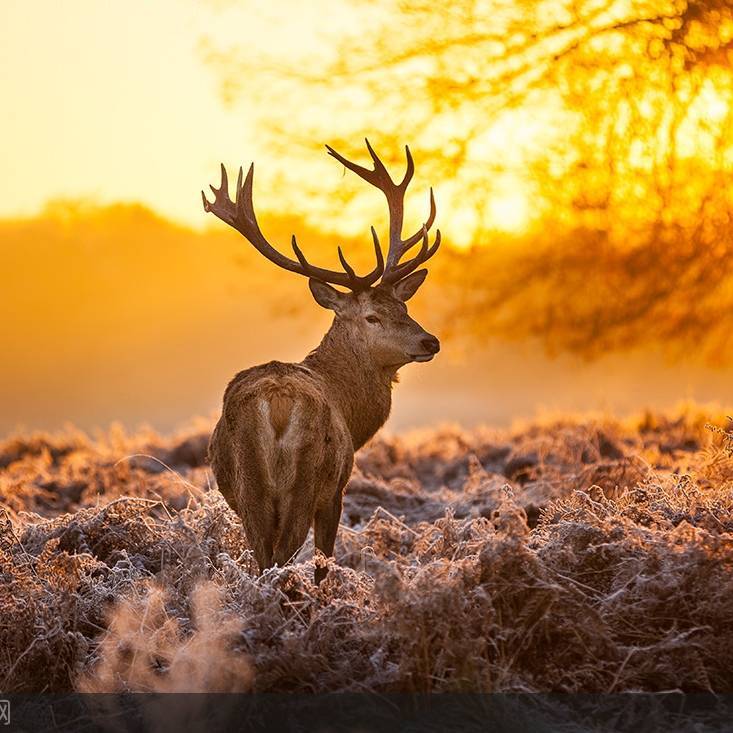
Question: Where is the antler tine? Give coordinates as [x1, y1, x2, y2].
[364, 138, 394, 185]
[399, 144, 414, 191]
[214, 162, 228, 197]
[236, 163, 255, 224]
[337, 246, 358, 282]
[370, 226, 385, 269]
[290, 234, 310, 269]
[366, 226, 386, 286]
[325, 143, 377, 185]
[203, 162, 384, 291]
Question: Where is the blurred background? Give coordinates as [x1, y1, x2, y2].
[3, 0, 733, 437]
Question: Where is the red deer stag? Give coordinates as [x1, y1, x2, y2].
[202, 141, 440, 583]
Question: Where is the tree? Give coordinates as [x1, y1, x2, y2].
[204, 0, 733, 361]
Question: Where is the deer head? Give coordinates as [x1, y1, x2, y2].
[202, 140, 441, 368]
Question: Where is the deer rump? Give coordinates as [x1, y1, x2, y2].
[209, 361, 353, 571]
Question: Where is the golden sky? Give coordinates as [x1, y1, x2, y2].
[3, 0, 733, 437]
[0, 0, 538, 241]
[2, 1, 732, 240]
[0, 1, 356, 228]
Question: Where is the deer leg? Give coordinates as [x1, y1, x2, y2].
[241, 499, 277, 574]
[272, 494, 312, 568]
[313, 488, 343, 585]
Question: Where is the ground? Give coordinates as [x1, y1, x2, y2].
[2, 406, 733, 694]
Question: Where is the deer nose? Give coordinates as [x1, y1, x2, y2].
[421, 335, 440, 354]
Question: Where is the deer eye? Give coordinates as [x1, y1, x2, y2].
[366, 314, 382, 325]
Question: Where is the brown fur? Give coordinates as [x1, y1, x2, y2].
[208, 280, 438, 583]
[267, 391, 296, 440]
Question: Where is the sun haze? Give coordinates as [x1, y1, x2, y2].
[3, 0, 733, 437]
[0, 1, 358, 229]
[0, 0, 545, 237]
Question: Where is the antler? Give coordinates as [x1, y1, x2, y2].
[325, 139, 441, 286]
[202, 141, 439, 291]
[202, 164, 384, 290]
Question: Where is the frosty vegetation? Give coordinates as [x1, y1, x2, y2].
[2, 407, 733, 693]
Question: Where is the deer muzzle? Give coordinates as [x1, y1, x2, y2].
[411, 334, 440, 362]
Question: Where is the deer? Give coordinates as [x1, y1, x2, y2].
[202, 140, 441, 584]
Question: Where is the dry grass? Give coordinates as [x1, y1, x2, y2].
[2, 406, 733, 693]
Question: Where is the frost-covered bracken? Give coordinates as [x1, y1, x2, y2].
[1, 407, 733, 693]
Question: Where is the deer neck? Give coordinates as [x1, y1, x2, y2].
[303, 320, 395, 450]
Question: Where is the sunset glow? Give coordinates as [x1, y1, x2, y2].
[4, 0, 733, 437]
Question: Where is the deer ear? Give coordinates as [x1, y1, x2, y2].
[309, 279, 345, 311]
[393, 269, 428, 302]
